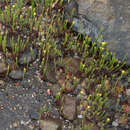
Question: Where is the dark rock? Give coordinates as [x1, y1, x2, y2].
[45, 64, 57, 83]
[29, 111, 40, 120]
[9, 69, 23, 80]
[60, 95, 77, 121]
[40, 119, 62, 130]
[18, 48, 37, 65]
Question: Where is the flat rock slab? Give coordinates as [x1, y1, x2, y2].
[76, 0, 130, 65]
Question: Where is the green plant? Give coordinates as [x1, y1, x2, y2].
[0, 0, 129, 129]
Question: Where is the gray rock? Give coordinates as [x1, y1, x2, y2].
[64, 0, 78, 22]
[60, 95, 77, 121]
[72, 16, 100, 42]
[75, 0, 130, 65]
[40, 119, 62, 130]
[45, 64, 57, 83]
[9, 70, 23, 80]
[51, 84, 61, 97]
[18, 48, 37, 65]
[29, 111, 40, 120]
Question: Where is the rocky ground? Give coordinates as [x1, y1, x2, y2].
[0, 0, 130, 130]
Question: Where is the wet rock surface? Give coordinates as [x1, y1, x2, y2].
[65, 0, 130, 65]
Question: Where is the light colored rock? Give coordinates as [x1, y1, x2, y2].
[60, 95, 77, 121]
[126, 89, 130, 96]
[112, 121, 119, 127]
[0, 62, 7, 74]
[40, 119, 62, 130]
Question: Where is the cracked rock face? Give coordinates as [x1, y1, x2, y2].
[65, 0, 130, 65]
[77, 0, 130, 65]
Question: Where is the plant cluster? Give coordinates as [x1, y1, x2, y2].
[0, 0, 129, 129]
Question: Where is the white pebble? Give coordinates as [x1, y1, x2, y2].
[78, 115, 83, 118]
[112, 121, 119, 127]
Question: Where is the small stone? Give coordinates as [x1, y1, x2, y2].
[51, 84, 60, 97]
[47, 89, 51, 96]
[13, 122, 18, 127]
[112, 121, 119, 127]
[0, 62, 7, 74]
[9, 69, 23, 80]
[45, 64, 57, 83]
[0, 80, 4, 85]
[77, 115, 83, 119]
[126, 89, 130, 96]
[18, 48, 37, 65]
[40, 119, 62, 130]
[60, 95, 77, 121]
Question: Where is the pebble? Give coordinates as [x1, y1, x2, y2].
[77, 114, 83, 119]
[112, 121, 119, 127]
[9, 69, 23, 80]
